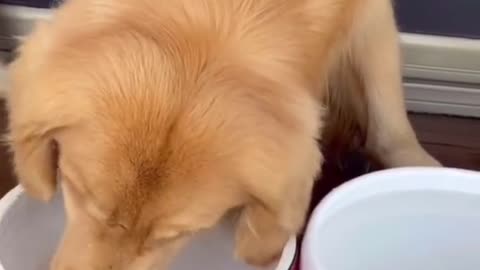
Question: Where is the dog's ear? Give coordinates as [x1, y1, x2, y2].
[6, 62, 76, 202]
[7, 107, 65, 201]
[4, 20, 86, 201]
[6, 90, 74, 201]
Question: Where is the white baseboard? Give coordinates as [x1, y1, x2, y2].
[401, 34, 480, 85]
[0, 51, 8, 99]
[407, 100, 480, 118]
[0, 5, 50, 50]
[405, 82, 480, 117]
[401, 34, 480, 117]
[0, 5, 479, 117]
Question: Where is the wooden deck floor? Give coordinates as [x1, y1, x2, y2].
[410, 114, 480, 170]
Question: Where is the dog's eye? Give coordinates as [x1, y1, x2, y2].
[147, 230, 186, 248]
[116, 223, 129, 231]
[147, 235, 182, 252]
[106, 221, 129, 231]
[157, 230, 181, 239]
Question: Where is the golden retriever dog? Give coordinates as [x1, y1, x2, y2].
[5, 0, 440, 269]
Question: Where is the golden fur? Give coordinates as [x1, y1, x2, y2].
[5, 0, 440, 269]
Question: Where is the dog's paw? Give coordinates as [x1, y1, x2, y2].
[234, 213, 289, 268]
[235, 243, 282, 268]
[383, 145, 442, 168]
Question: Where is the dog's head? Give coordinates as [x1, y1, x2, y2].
[6, 21, 263, 270]
[6, 0, 322, 268]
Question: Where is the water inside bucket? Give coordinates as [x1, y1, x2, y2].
[314, 190, 480, 270]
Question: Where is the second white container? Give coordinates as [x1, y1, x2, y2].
[302, 167, 480, 270]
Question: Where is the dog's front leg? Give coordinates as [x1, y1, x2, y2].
[234, 204, 291, 268]
[350, 0, 440, 167]
[234, 139, 321, 269]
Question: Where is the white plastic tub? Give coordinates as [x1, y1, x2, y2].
[0, 187, 297, 270]
[302, 167, 480, 270]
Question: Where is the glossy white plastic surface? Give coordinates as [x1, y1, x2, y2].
[302, 167, 480, 270]
[0, 187, 296, 270]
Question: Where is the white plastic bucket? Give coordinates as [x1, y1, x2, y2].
[0, 187, 297, 270]
[301, 167, 480, 270]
